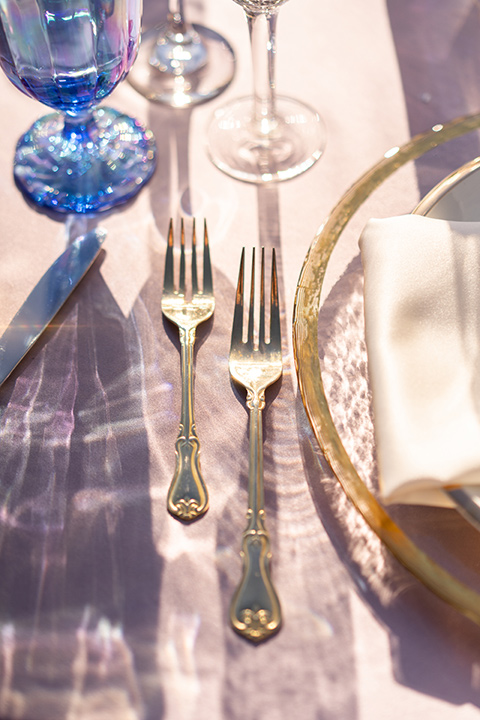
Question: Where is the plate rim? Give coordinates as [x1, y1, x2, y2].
[292, 112, 480, 626]
[414, 154, 480, 216]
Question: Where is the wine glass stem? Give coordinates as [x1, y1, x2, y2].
[63, 111, 93, 142]
[167, 0, 189, 36]
[247, 10, 279, 130]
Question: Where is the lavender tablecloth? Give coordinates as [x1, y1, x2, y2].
[1, 1, 480, 718]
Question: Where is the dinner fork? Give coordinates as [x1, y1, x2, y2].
[229, 247, 282, 643]
[161, 219, 214, 522]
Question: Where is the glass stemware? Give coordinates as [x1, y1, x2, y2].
[0, 0, 156, 214]
[128, 0, 235, 108]
[207, 0, 326, 183]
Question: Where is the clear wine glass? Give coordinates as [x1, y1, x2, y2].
[128, 0, 235, 108]
[0, 0, 156, 214]
[207, 0, 326, 183]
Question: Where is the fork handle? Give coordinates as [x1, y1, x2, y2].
[230, 395, 281, 643]
[167, 326, 209, 522]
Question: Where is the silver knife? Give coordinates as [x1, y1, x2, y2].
[446, 487, 480, 533]
[0, 228, 106, 386]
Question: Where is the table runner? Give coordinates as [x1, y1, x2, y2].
[0, 0, 479, 718]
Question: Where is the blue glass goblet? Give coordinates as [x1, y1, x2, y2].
[0, 0, 156, 213]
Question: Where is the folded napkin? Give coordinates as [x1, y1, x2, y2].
[359, 214, 480, 507]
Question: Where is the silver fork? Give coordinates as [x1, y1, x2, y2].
[161, 218, 214, 522]
[228, 247, 282, 643]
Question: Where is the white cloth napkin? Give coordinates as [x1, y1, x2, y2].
[359, 214, 480, 506]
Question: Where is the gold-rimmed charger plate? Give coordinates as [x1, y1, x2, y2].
[293, 113, 480, 625]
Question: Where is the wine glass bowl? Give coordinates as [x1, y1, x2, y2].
[207, 2, 325, 183]
[127, 7, 236, 108]
[0, 0, 156, 214]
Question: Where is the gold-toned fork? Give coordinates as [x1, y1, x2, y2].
[229, 247, 282, 643]
[161, 218, 214, 522]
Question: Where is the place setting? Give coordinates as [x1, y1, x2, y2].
[2, 0, 480, 716]
[0, 0, 478, 622]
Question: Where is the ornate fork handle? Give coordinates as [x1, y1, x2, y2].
[167, 325, 209, 522]
[230, 388, 281, 642]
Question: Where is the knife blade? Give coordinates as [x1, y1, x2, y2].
[0, 228, 106, 386]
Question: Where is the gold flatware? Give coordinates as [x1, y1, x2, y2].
[228, 247, 282, 643]
[161, 218, 214, 522]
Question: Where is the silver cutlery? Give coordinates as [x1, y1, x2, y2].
[228, 247, 282, 643]
[0, 228, 106, 387]
[161, 218, 214, 522]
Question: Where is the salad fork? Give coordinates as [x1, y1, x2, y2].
[229, 247, 282, 643]
[161, 219, 214, 522]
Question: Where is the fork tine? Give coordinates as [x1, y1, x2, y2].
[164, 219, 175, 292]
[231, 247, 245, 347]
[270, 248, 281, 348]
[247, 248, 255, 349]
[259, 247, 266, 349]
[203, 220, 213, 294]
[191, 219, 198, 295]
[179, 219, 186, 296]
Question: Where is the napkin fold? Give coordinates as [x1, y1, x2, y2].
[359, 214, 480, 507]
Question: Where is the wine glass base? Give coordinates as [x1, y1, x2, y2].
[14, 107, 156, 214]
[128, 24, 235, 108]
[207, 95, 326, 183]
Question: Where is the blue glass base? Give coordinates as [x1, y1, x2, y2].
[14, 107, 156, 214]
